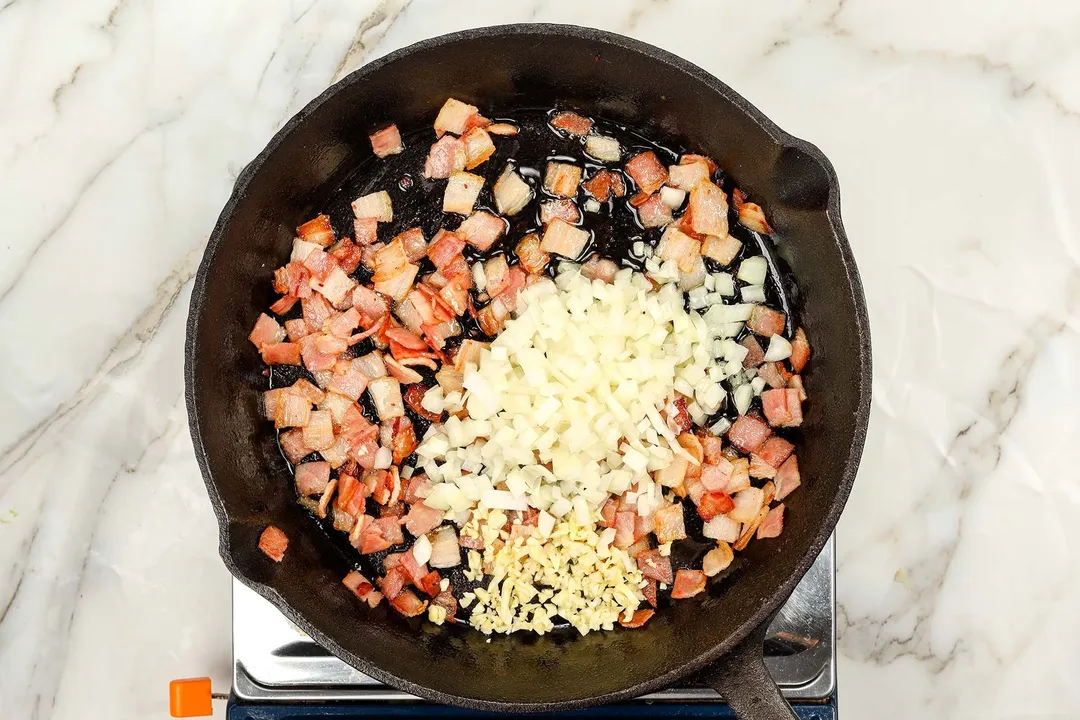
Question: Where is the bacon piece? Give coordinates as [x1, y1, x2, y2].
[732, 188, 774, 234]
[700, 459, 733, 492]
[326, 363, 368, 401]
[456, 211, 506, 251]
[701, 234, 741, 265]
[258, 526, 288, 562]
[432, 590, 458, 621]
[426, 230, 466, 271]
[476, 298, 510, 336]
[261, 342, 301, 366]
[278, 428, 312, 464]
[625, 151, 668, 195]
[643, 579, 658, 608]
[790, 328, 811, 372]
[463, 113, 491, 131]
[757, 504, 785, 539]
[249, 313, 286, 349]
[404, 502, 445, 537]
[403, 384, 440, 421]
[343, 570, 383, 608]
[738, 336, 765, 369]
[399, 547, 430, 586]
[418, 570, 443, 598]
[636, 549, 673, 584]
[613, 511, 636, 548]
[653, 504, 687, 544]
[619, 609, 655, 629]
[462, 126, 495, 169]
[514, 233, 549, 275]
[267, 295, 296, 316]
[377, 566, 407, 599]
[389, 228, 425, 263]
[774, 455, 801, 500]
[390, 416, 417, 464]
[297, 214, 335, 247]
[434, 97, 479, 137]
[636, 193, 672, 228]
[701, 435, 724, 464]
[757, 436, 794, 469]
[327, 239, 362, 275]
[762, 389, 803, 428]
[369, 124, 403, 158]
[540, 218, 590, 259]
[671, 569, 707, 599]
[301, 409, 335, 451]
[748, 305, 786, 338]
[549, 110, 593, 136]
[486, 123, 518, 135]
[539, 199, 581, 226]
[727, 414, 772, 453]
[274, 262, 313, 299]
[424, 134, 466, 179]
[582, 169, 621, 203]
[353, 217, 378, 246]
[667, 160, 711, 191]
[544, 162, 582, 198]
[295, 461, 331, 496]
[697, 491, 735, 521]
[580, 255, 618, 284]
[390, 589, 428, 617]
[688, 180, 728, 237]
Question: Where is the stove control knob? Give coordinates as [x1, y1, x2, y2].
[169, 677, 217, 717]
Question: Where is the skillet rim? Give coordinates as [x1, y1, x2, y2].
[184, 22, 872, 712]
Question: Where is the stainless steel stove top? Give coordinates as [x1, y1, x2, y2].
[232, 536, 834, 703]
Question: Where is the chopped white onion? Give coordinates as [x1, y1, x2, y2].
[412, 534, 432, 565]
[764, 333, 793, 362]
[660, 186, 686, 210]
[733, 383, 754, 415]
[741, 284, 766, 304]
[584, 134, 622, 162]
[737, 256, 768, 285]
[373, 446, 392, 469]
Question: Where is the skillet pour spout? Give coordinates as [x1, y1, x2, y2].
[185, 23, 871, 719]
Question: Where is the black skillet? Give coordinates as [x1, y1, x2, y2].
[185, 24, 871, 719]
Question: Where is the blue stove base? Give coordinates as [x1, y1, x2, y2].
[227, 700, 836, 720]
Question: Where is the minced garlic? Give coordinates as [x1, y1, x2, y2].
[462, 508, 645, 635]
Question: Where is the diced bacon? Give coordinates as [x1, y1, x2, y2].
[367, 377, 404, 421]
[643, 579, 658, 607]
[625, 151, 668, 194]
[278, 428, 312, 464]
[701, 435, 725, 464]
[301, 410, 335, 451]
[656, 227, 701, 273]
[634, 513, 656, 543]
[738, 335, 765, 368]
[352, 191, 393, 222]
[295, 461, 331, 496]
[653, 503, 687, 544]
[580, 256, 618, 284]
[258, 526, 288, 562]
[297, 214, 335, 247]
[790, 328, 811, 372]
[378, 566, 407, 598]
[774, 455, 801, 500]
[732, 188, 774, 234]
[327, 308, 361, 338]
[326, 364, 368, 401]
[750, 454, 777, 480]
[700, 458, 733, 492]
[432, 590, 458, 620]
[757, 436, 794, 468]
[284, 319, 311, 343]
[434, 97, 479, 137]
[702, 542, 735, 577]
[269, 295, 298, 316]
[393, 227, 427, 263]
[374, 263, 418, 302]
[328, 238, 364, 275]
[403, 473, 433, 506]
[297, 335, 335, 373]
[310, 265, 356, 307]
[681, 153, 718, 173]
[688, 180, 728, 237]
[482, 255, 510, 296]
[459, 533, 484, 550]
[701, 234, 741, 265]
[789, 374, 807, 402]
[613, 511, 636, 548]
[462, 126, 495, 169]
[544, 162, 582, 198]
[390, 416, 417, 464]
[443, 171, 485, 215]
[515, 233, 549, 275]
[335, 475, 365, 516]
[398, 547, 430, 586]
[628, 191, 650, 208]
[538, 198, 580, 226]
[762, 388, 803, 428]
[671, 569, 707, 599]
[249, 313, 286, 349]
[383, 354, 422, 384]
[274, 262, 313, 298]
[352, 290, 390, 332]
[727, 458, 751, 494]
[486, 123, 518, 135]
[549, 110, 593, 136]
[302, 294, 334, 332]
[463, 112, 491, 131]
[353, 217, 379, 246]
[426, 229, 466, 270]
[261, 342, 301, 366]
[697, 491, 735, 521]
[476, 298, 510, 336]
[437, 281, 469, 317]
[263, 388, 288, 421]
[757, 504, 785, 539]
[493, 164, 533, 216]
[390, 589, 428, 617]
[748, 305, 786, 337]
[404, 501, 445, 537]
[636, 193, 672, 228]
[369, 124, 403, 158]
[667, 160, 711, 191]
[619, 609, 655, 629]
[686, 477, 706, 505]
[636, 549, 673, 584]
[424, 134, 466, 179]
[757, 362, 787, 390]
[540, 218, 590, 259]
[418, 570, 443, 598]
[384, 327, 427, 351]
[343, 570, 383, 607]
[456, 211, 506, 251]
[727, 414, 772, 453]
[598, 498, 618, 528]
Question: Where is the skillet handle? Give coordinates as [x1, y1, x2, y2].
[703, 622, 797, 720]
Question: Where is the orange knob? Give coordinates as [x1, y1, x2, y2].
[169, 677, 214, 717]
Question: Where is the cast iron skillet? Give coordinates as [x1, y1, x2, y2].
[185, 24, 871, 719]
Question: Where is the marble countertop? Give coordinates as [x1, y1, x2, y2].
[2, 1, 1079, 718]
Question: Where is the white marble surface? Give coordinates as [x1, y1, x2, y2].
[1, 0, 1079, 718]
